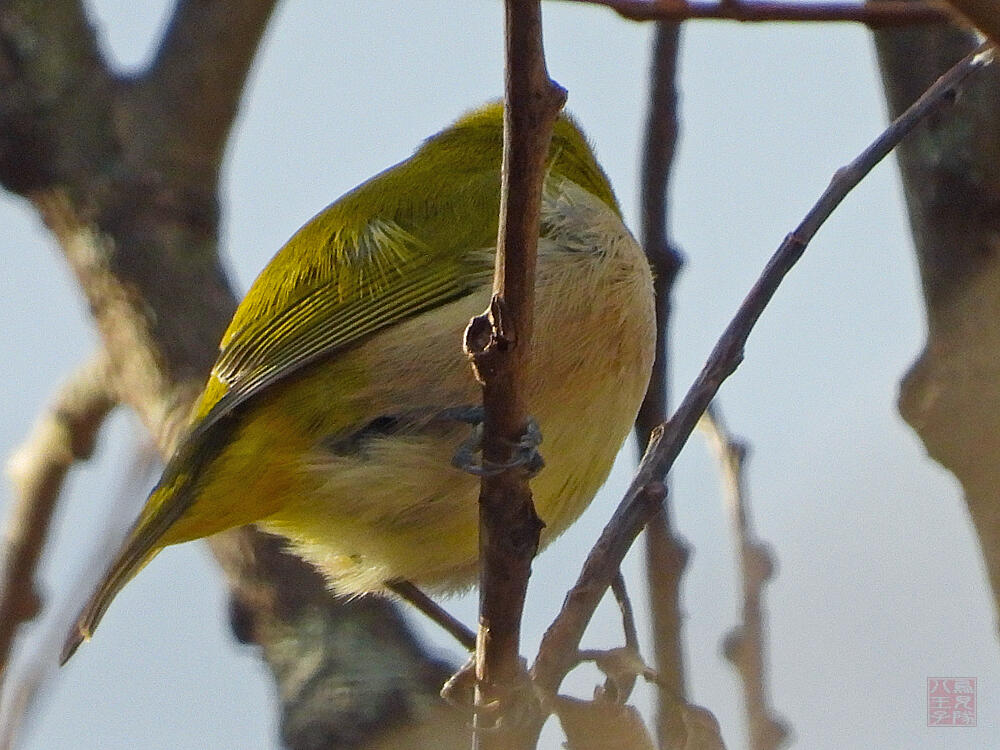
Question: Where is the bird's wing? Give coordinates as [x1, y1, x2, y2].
[61, 204, 495, 663]
[187, 213, 490, 442]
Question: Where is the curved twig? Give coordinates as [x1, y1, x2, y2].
[533, 39, 994, 701]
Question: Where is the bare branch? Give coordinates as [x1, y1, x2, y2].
[700, 407, 787, 750]
[0, 355, 116, 681]
[561, 0, 954, 25]
[533, 38, 994, 703]
[387, 580, 477, 652]
[463, 1, 565, 745]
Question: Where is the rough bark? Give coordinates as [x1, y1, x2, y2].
[873, 16, 1000, 630]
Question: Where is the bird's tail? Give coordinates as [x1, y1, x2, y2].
[60, 475, 194, 665]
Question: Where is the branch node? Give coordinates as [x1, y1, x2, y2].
[747, 541, 776, 581]
[464, 296, 516, 385]
[722, 629, 745, 664]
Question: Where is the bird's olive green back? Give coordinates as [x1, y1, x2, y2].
[188, 101, 620, 437]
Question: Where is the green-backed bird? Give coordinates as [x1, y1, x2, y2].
[62, 101, 655, 662]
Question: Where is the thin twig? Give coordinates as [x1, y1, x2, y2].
[533, 481, 667, 695]
[533, 39, 995, 700]
[561, 0, 953, 25]
[700, 406, 787, 750]
[0, 356, 116, 683]
[596, 574, 642, 703]
[464, 1, 566, 746]
[611, 573, 640, 653]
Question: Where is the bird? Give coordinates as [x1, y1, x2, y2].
[61, 101, 655, 663]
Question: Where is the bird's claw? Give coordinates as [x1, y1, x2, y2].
[451, 415, 544, 478]
[441, 655, 541, 734]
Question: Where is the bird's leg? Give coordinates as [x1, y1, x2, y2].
[389, 575, 535, 721]
[386, 578, 476, 651]
[443, 405, 545, 477]
[386, 580, 479, 709]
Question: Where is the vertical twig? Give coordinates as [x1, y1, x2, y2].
[464, 0, 565, 746]
[634, 21, 690, 750]
[700, 407, 787, 750]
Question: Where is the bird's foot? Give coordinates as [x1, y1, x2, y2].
[446, 406, 544, 477]
[441, 655, 542, 734]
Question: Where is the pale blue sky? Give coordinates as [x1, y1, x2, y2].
[1, 2, 996, 748]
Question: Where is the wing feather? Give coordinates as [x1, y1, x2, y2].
[189, 213, 492, 442]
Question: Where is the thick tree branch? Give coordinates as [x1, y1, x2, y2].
[463, 1, 565, 746]
[130, 0, 281, 188]
[562, 0, 954, 25]
[0, 0, 113, 194]
[533, 38, 993, 709]
[0, 3, 467, 747]
[0, 355, 116, 682]
[210, 531, 471, 750]
[873, 17, 1000, 627]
